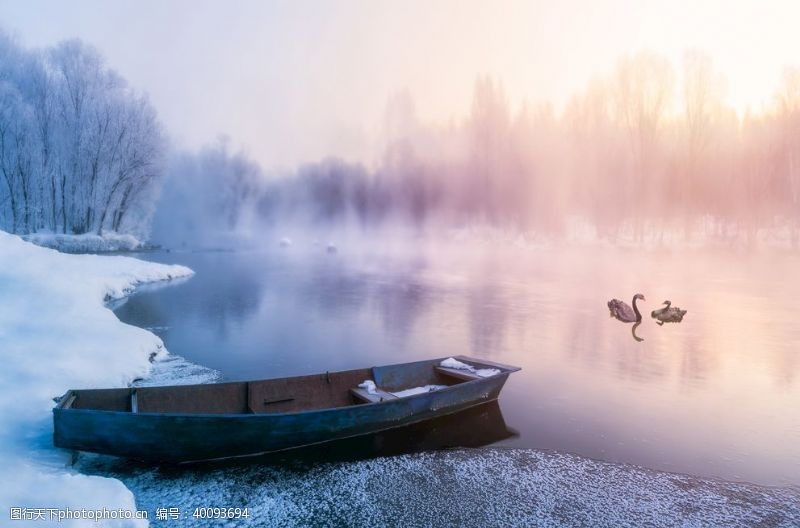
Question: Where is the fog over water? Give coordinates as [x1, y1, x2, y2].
[147, 53, 800, 250]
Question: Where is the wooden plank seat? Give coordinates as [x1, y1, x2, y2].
[350, 387, 398, 404]
[434, 365, 481, 381]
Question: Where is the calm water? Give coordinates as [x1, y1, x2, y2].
[114, 244, 800, 486]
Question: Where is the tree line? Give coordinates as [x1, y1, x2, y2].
[167, 50, 798, 248]
[5, 32, 796, 247]
[250, 50, 800, 245]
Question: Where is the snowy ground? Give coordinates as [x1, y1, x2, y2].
[0, 231, 205, 527]
[81, 448, 800, 528]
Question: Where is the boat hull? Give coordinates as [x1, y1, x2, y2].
[54, 372, 511, 463]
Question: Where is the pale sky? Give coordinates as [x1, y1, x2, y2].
[1, 0, 798, 168]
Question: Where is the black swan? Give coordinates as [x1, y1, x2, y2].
[651, 300, 687, 325]
[607, 293, 645, 323]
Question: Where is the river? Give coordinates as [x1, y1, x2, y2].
[106, 241, 800, 488]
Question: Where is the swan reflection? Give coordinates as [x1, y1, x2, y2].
[631, 321, 644, 342]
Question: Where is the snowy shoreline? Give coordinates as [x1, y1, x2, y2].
[0, 232, 197, 527]
[23, 232, 147, 254]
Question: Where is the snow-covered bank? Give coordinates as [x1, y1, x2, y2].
[23, 232, 145, 253]
[83, 448, 800, 527]
[0, 231, 194, 526]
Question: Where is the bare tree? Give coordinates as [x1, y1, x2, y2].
[776, 67, 800, 245]
[612, 52, 674, 238]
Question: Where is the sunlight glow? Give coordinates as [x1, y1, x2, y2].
[0, 0, 798, 164]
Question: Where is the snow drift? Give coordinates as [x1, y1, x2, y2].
[0, 231, 193, 526]
[23, 232, 144, 253]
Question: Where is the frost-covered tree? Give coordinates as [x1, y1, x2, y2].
[0, 32, 164, 237]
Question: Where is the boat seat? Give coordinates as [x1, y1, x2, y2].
[434, 366, 481, 381]
[350, 387, 398, 404]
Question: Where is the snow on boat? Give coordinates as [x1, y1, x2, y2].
[53, 356, 520, 463]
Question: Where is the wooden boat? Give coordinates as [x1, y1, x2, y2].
[53, 355, 520, 463]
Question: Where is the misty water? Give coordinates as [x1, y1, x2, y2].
[113, 241, 800, 487]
